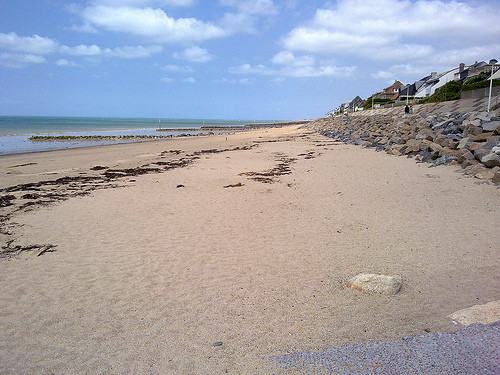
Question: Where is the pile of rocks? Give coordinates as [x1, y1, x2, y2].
[308, 111, 500, 184]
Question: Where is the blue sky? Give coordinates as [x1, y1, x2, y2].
[1, 0, 500, 120]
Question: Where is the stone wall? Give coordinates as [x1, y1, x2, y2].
[308, 111, 500, 184]
[461, 85, 500, 100]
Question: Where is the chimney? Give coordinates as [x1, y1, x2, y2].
[431, 72, 437, 77]
[459, 63, 465, 72]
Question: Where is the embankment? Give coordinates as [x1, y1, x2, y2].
[308, 106, 500, 185]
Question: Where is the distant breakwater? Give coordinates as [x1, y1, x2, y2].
[156, 120, 311, 132]
[307, 112, 500, 185]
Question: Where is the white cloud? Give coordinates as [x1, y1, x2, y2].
[161, 77, 174, 83]
[173, 46, 214, 62]
[214, 77, 254, 84]
[282, 0, 500, 63]
[163, 64, 195, 73]
[80, 5, 227, 43]
[220, 0, 277, 15]
[183, 77, 196, 83]
[60, 44, 101, 56]
[230, 48, 355, 79]
[93, 0, 195, 6]
[0, 53, 47, 68]
[229, 61, 355, 78]
[271, 51, 315, 67]
[229, 63, 270, 75]
[0, 32, 58, 55]
[104, 45, 163, 58]
[220, 0, 278, 33]
[373, 43, 500, 81]
[56, 59, 78, 67]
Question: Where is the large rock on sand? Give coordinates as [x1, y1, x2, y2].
[347, 273, 402, 295]
[449, 300, 500, 326]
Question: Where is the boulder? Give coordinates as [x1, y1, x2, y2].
[493, 169, 500, 184]
[347, 273, 402, 295]
[461, 159, 479, 168]
[481, 153, 500, 168]
[457, 137, 471, 149]
[470, 132, 494, 142]
[429, 142, 444, 153]
[481, 120, 500, 132]
[405, 139, 428, 153]
[449, 300, 500, 326]
[463, 124, 483, 136]
[492, 146, 500, 155]
[474, 147, 490, 161]
[457, 150, 475, 164]
[464, 164, 496, 180]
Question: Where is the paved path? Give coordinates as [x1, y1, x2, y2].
[270, 321, 500, 374]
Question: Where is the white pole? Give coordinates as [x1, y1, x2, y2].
[488, 59, 497, 112]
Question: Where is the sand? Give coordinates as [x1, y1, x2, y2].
[0, 126, 499, 374]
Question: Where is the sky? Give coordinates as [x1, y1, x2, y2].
[1, 0, 500, 120]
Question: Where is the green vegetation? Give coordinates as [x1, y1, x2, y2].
[462, 71, 500, 91]
[420, 81, 463, 103]
[361, 98, 394, 110]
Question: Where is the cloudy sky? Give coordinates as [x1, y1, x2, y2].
[1, 0, 500, 120]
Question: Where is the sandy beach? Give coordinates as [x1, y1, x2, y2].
[1, 125, 499, 373]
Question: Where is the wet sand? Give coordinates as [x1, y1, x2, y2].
[1, 125, 499, 373]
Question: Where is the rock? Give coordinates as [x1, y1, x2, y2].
[429, 142, 443, 153]
[213, 341, 223, 347]
[462, 159, 479, 168]
[457, 137, 471, 149]
[347, 273, 402, 295]
[481, 120, 500, 132]
[470, 132, 494, 142]
[433, 154, 457, 166]
[468, 142, 483, 152]
[449, 300, 500, 326]
[474, 147, 490, 161]
[457, 150, 475, 164]
[481, 153, 500, 168]
[492, 146, 500, 155]
[390, 136, 405, 145]
[493, 169, 500, 184]
[405, 139, 428, 153]
[494, 125, 500, 135]
[463, 124, 483, 136]
[416, 129, 435, 141]
[464, 164, 496, 180]
[442, 122, 460, 135]
[474, 112, 493, 122]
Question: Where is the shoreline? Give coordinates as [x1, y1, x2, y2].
[0, 121, 311, 157]
[1, 125, 499, 373]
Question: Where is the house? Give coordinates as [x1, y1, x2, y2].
[414, 62, 493, 98]
[374, 80, 403, 100]
[399, 74, 435, 98]
[454, 61, 488, 82]
[490, 66, 500, 80]
[415, 67, 461, 98]
[349, 95, 365, 110]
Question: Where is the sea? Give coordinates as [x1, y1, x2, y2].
[0, 116, 280, 155]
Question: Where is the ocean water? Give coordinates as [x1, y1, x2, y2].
[0, 116, 276, 155]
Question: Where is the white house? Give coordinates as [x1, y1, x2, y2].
[414, 67, 460, 98]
